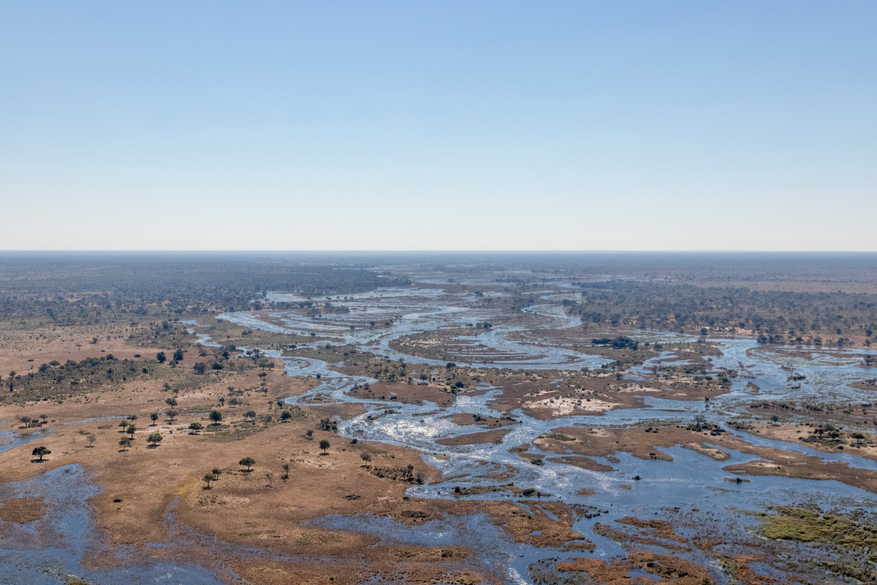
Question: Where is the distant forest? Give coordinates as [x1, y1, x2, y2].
[0, 252, 874, 343]
[0, 253, 409, 324]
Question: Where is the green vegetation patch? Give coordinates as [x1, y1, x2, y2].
[759, 506, 877, 551]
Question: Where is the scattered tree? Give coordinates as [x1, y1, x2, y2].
[319, 439, 330, 454]
[173, 349, 184, 362]
[239, 456, 255, 471]
[203, 473, 215, 489]
[166, 409, 178, 423]
[147, 432, 163, 447]
[87, 434, 97, 447]
[156, 351, 167, 363]
[119, 436, 132, 451]
[150, 412, 159, 425]
[244, 410, 257, 421]
[209, 409, 223, 425]
[188, 422, 203, 434]
[126, 424, 137, 438]
[32, 446, 51, 462]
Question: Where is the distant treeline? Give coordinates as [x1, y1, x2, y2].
[569, 281, 876, 341]
[0, 254, 409, 324]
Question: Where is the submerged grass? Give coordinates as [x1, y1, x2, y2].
[759, 506, 877, 551]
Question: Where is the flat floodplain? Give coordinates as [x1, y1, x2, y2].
[1, 252, 877, 584]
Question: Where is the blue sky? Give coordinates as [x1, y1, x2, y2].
[1, 1, 875, 250]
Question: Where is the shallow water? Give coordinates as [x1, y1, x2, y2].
[0, 465, 225, 585]
[211, 284, 877, 582]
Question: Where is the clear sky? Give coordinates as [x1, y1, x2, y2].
[1, 1, 875, 251]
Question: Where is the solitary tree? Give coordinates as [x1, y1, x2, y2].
[156, 351, 167, 363]
[32, 446, 51, 462]
[189, 422, 203, 434]
[147, 432, 163, 447]
[203, 473, 215, 489]
[239, 456, 255, 471]
[87, 434, 97, 447]
[209, 409, 223, 425]
[150, 412, 159, 425]
[319, 439, 330, 454]
[119, 436, 133, 451]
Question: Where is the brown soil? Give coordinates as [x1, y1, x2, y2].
[446, 412, 519, 428]
[0, 324, 150, 375]
[347, 381, 457, 406]
[0, 496, 47, 523]
[533, 426, 725, 463]
[306, 402, 367, 420]
[617, 517, 687, 543]
[749, 422, 877, 461]
[556, 551, 714, 584]
[531, 424, 877, 494]
[546, 456, 614, 472]
[436, 428, 512, 446]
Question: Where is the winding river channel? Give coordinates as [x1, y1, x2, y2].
[4, 280, 877, 584]
[215, 284, 877, 584]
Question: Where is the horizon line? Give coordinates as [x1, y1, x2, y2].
[1, 250, 877, 255]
